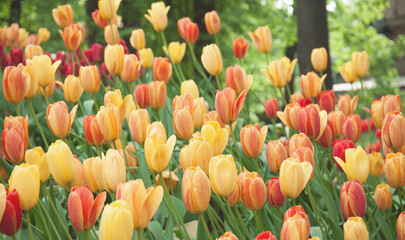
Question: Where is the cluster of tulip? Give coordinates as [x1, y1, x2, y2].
[0, 0, 404, 240]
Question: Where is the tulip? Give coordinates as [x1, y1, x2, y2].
[381, 94, 402, 117]
[209, 155, 238, 197]
[280, 212, 310, 240]
[102, 149, 126, 193]
[177, 17, 199, 43]
[333, 139, 355, 171]
[255, 231, 277, 240]
[261, 57, 297, 88]
[337, 94, 358, 117]
[311, 47, 327, 72]
[2, 66, 30, 104]
[173, 109, 194, 140]
[9, 164, 39, 211]
[84, 115, 105, 146]
[290, 147, 315, 181]
[191, 99, 207, 129]
[79, 65, 101, 94]
[59, 23, 84, 51]
[47, 101, 78, 139]
[129, 29, 145, 50]
[279, 158, 312, 199]
[300, 72, 326, 99]
[164, 41, 186, 64]
[63, 75, 84, 103]
[52, 4, 73, 28]
[148, 81, 166, 110]
[283, 206, 310, 233]
[240, 124, 268, 158]
[47, 140, 76, 188]
[152, 57, 172, 83]
[249, 26, 272, 53]
[267, 177, 285, 207]
[398, 212, 405, 240]
[172, 93, 194, 111]
[83, 157, 104, 193]
[343, 217, 369, 240]
[24, 45, 43, 60]
[18, 28, 28, 47]
[382, 112, 405, 151]
[181, 166, 211, 214]
[68, 156, 84, 188]
[368, 152, 384, 177]
[154, 170, 178, 190]
[144, 2, 170, 32]
[371, 99, 383, 129]
[201, 121, 229, 156]
[201, 44, 223, 76]
[240, 171, 266, 210]
[38, 75, 56, 97]
[1, 124, 28, 165]
[120, 54, 142, 83]
[351, 51, 369, 78]
[99, 201, 133, 240]
[26, 54, 61, 88]
[218, 232, 239, 240]
[264, 98, 278, 119]
[228, 180, 241, 206]
[335, 146, 369, 184]
[10, 48, 22, 65]
[318, 90, 335, 113]
[298, 105, 328, 141]
[104, 24, 120, 45]
[215, 87, 246, 124]
[233, 37, 249, 59]
[384, 153, 405, 188]
[266, 140, 287, 172]
[343, 114, 362, 143]
[0, 188, 22, 236]
[318, 119, 334, 148]
[138, 48, 154, 68]
[96, 105, 122, 142]
[144, 132, 176, 173]
[277, 103, 302, 131]
[129, 109, 150, 145]
[340, 180, 366, 219]
[225, 64, 253, 95]
[25, 147, 50, 183]
[146, 122, 167, 140]
[203, 111, 227, 128]
[286, 133, 313, 156]
[104, 44, 124, 75]
[38, 28, 50, 44]
[204, 10, 220, 35]
[91, 9, 109, 28]
[98, 0, 121, 21]
[181, 80, 199, 98]
[339, 61, 358, 84]
[290, 92, 304, 103]
[374, 184, 392, 211]
[134, 83, 150, 108]
[328, 111, 345, 138]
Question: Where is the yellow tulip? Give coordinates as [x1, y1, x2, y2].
[310, 47, 327, 72]
[129, 29, 145, 50]
[47, 140, 76, 188]
[209, 154, 238, 197]
[38, 28, 51, 44]
[261, 57, 297, 88]
[335, 146, 369, 184]
[343, 217, 369, 240]
[104, 24, 120, 45]
[201, 44, 223, 76]
[83, 157, 104, 193]
[24, 45, 43, 60]
[201, 121, 229, 156]
[104, 44, 124, 75]
[25, 147, 50, 183]
[339, 61, 358, 84]
[279, 158, 312, 199]
[163, 41, 186, 64]
[138, 48, 154, 69]
[98, 0, 122, 21]
[102, 149, 126, 193]
[249, 26, 272, 53]
[26, 54, 61, 88]
[144, 2, 170, 32]
[96, 104, 122, 142]
[351, 51, 369, 78]
[9, 163, 40, 211]
[144, 131, 176, 173]
[99, 200, 133, 240]
[181, 80, 199, 99]
[63, 75, 84, 103]
[180, 136, 213, 174]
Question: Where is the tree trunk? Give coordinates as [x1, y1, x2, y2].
[285, 43, 297, 102]
[9, 0, 22, 24]
[297, 0, 332, 89]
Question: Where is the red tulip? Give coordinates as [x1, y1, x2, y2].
[0, 188, 22, 236]
[340, 180, 366, 220]
[318, 119, 335, 148]
[254, 231, 277, 240]
[317, 90, 335, 113]
[152, 57, 172, 83]
[233, 37, 249, 59]
[264, 98, 278, 119]
[10, 48, 23, 66]
[84, 115, 105, 146]
[343, 114, 362, 143]
[267, 177, 285, 207]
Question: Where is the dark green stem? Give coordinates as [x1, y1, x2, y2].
[25, 211, 34, 240]
[199, 213, 213, 240]
[28, 101, 49, 149]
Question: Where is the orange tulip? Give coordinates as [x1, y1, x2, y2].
[374, 184, 392, 211]
[227, 180, 241, 206]
[342, 114, 362, 143]
[121, 54, 142, 83]
[47, 101, 78, 139]
[318, 119, 334, 148]
[96, 104, 122, 142]
[249, 26, 272, 53]
[277, 102, 302, 131]
[2, 65, 30, 104]
[52, 4, 73, 28]
[59, 23, 84, 51]
[368, 152, 384, 177]
[148, 81, 166, 110]
[240, 171, 266, 210]
[182, 166, 211, 214]
[300, 72, 326, 99]
[24, 45, 43, 60]
[267, 177, 285, 207]
[215, 87, 247, 124]
[104, 24, 120, 45]
[337, 94, 358, 117]
[218, 232, 239, 240]
[266, 140, 287, 172]
[204, 10, 220, 35]
[201, 44, 223, 76]
[311, 47, 327, 72]
[371, 99, 383, 129]
[79, 65, 101, 94]
[63, 75, 84, 103]
[225, 64, 253, 95]
[1, 117, 28, 165]
[129, 109, 150, 145]
[283, 206, 310, 235]
[104, 44, 124, 75]
[153, 57, 172, 83]
[264, 98, 278, 119]
[384, 153, 405, 188]
[398, 212, 405, 240]
[261, 57, 297, 88]
[290, 147, 315, 181]
[318, 90, 335, 113]
[177, 17, 199, 43]
[173, 108, 194, 140]
[129, 29, 145, 50]
[351, 51, 369, 78]
[381, 94, 402, 117]
[233, 37, 249, 59]
[91, 9, 109, 28]
[134, 83, 150, 108]
[287, 133, 313, 156]
[84, 115, 105, 146]
[240, 124, 268, 158]
[298, 105, 328, 141]
[83, 157, 104, 193]
[340, 180, 366, 220]
[328, 111, 345, 138]
[382, 112, 405, 151]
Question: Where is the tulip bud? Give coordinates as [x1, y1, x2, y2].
[328, 111, 345, 138]
[280, 210, 310, 240]
[104, 24, 120, 45]
[24, 45, 43, 60]
[96, 105, 122, 142]
[255, 231, 276, 240]
[201, 121, 229, 156]
[311, 47, 327, 72]
[173, 109, 194, 140]
[1, 123, 28, 165]
[351, 51, 369, 78]
[209, 155, 238, 197]
[340, 180, 366, 220]
[261, 57, 297, 88]
[215, 88, 246, 124]
[318, 90, 335, 113]
[84, 115, 105, 146]
[249, 26, 272, 53]
[343, 114, 362, 143]
[104, 44, 124, 75]
[382, 112, 405, 151]
[58, 23, 84, 51]
[384, 153, 405, 188]
[291, 147, 315, 181]
[277, 103, 302, 131]
[201, 44, 223, 76]
[144, 132, 176, 173]
[398, 212, 405, 240]
[102, 149, 126, 193]
[152, 57, 172, 83]
[9, 164, 40, 211]
[240, 124, 268, 158]
[99, 200, 133, 240]
[177, 17, 199, 43]
[374, 184, 392, 211]
[339, 61, 358, 84]
[148, 81, 166, 110]
[233, 37, 249, 59]
[267, 177, 285, 207]
[337, 94, 358, 117]
[138, 48, 154, 69]
[264, 98, 278, 119]
[0, 188, 22, 236]
[91, 9, 109, 28]
[181, 80, 199, 99]
[164, 41, 186, 64]
[371, 99, 383, 129]
[300, 72, 325, 99]
[225, 64, 253, 95]
[47, 140, 76, 188]
[298, 105, 328, 141]
[52, 4, 73, 28]
[204, 10, 220, 35]
[368, 152, 384, 177]
[129, 29, 145, 50]
[26, 54, 61, 88]
[63, 75, 84, 103]
[121, 54, 142, 83]
[129, 109, 150, 145]
[344, 217, 369, 240]
[2, 66, 30, 104]
[182, 166, 211, 214]
[335, 146, 369, 184]
[218, 232, 239, 240]
[279, 158, 312, 199]
[83, 157, 104, 193]
[134, 83, 150, 108]
[381, 94, 402, 117]
[79, 65, 101, 93]
[283, 206, 310, 232]
[266, 140, 287, 172]
[47, 101, 78, 138]
[238, 171, 266, 210]
[25, 147, 50, 183]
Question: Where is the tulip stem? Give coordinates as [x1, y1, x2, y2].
[43, 87, 50, 105]
[91, 93, 99, 111]
[398, 187, 405, 212]
[12, 235, 17, 240]
[14, 103, 21, 116]
[254, 157, 261, 175]
[359, 77, 365, 96]
[225, 200, 244, 239]
[254, 210, 264, 233]
[29, 101, 49, 149]
[177, 64, 186, 82]
[187, 42, 209, 82]
[327, 147, 342, 185]
[366, 207, 381, 240]
[207, 207, 220, 237]
[233, 206, 252, 239]
[137, 230, 143, 240]
[70, 51, 76, 76]
[25, 211, 34, 240]
[306, 185, 327, 239]
[199, 213, 213, 240]
[285, 84, 292, 100]
[214, 34, 220, 49]
[215, 75, 222, 89]
[278, 88, 287, 106]
[165, 103, 173, 118]
[85, 231, 91, 240]
[38, 200, 62, 240]
[230, 126, 243, 172]
[291, 198, 296, 206]
[110, 21, 117, 44]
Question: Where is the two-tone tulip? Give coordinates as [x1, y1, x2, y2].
[47, 101, 78, 139]
[83, 157, 104, 193]
[261, 57, 297, 88]
[218, 232, 238, 240]
[371, 99, 383, 129]
[47, 140, 76, 188]
[255, 231, 276, 240]
[318, 90, 335, 113]
[384, 153, 405, 188]
[144, 2, 170, 32]
[98, 0, 121, 21]
[215, 87, 246, 124]
[129, 29, 145, 50]
[398, 212, 405, 240]
[335, 146, 369, 184]
[311, 47, 327, 72]
[343, 114, 362, 143]
[290, 147, 315, 181]
[52, 4, 73, 28]
[84, 115, 105, 146]
[104, 24, 120, 45]
[279, 158, 312, 199]
[267, 177, 285, 207]
[2, 66, 30, 104]
[134, 83, 150, 108]
[287, 133, 313, 156]
[381, 94, 402, 117]
[382, 112, 405, 151]
[209, 155, 238, 197]
[153, 57, 172, 83]
[328, 111, 345, 138]
[225, 64, 253, 95]
[201, 44, 223, 76]
[102, 149, 126, 193]
[340, 180, 366, 219]
[63, 75, 83, 103]
[1, 117, 28, 165]
[79, 65, 101, 93]
[71, 157, 84, 188]
[233, 37, 249, 59]
[177, 17, 199, 43]
[228, 180, 241, 206]
[351, 51, 369, 78]
[333, 139, 355, 171]
[374, 184, 392, 211]
[277, 102, 302, 131]
[99, 200, 133, 240]
[264, 98, 278, 119]
[283, 206, 310, 234]
[173, 108, 194, 140]
[318, 119, 334, 148]
[96, 105, 122, 142]
[280, 207, 310, 240]
[337, 94, 358, 117]
[0, 188, 22, 236]
[129, 109, 150, 145]
[201, 121, 229, 156]
[91, 9, 109, 28]
[298, 105, 328, 141]
[249, 26, 272, 53]
[9, 164, 40, 211]
[300, 72, 325, 99]
[121, 54, 142, 83]
[240, 124, 267, 158]
[204, 10, 220, 35]
[149, 81, 166, 110]
[24, 45, 43, 60]
[344, 217, 369, 240]
[266, 140, 287, 172]
[182, 166, 211, 214]
[25, 147, 50, 183]
[368, 152, 384, 177]
[240, 171, 266, 210]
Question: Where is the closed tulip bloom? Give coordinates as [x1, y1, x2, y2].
[172, 93, 194, 111]
[182, 166, 211, 214]
[152, 57, 172, 83]
[343, 114, 362, 143]
[225, 64, 253, 95]
[181, 80, 199, 98]
[267, 177, 285, 207]
[382, 112, 405, 151]
[368, 152, 384, 177]
[311, 47, 327, 72]
[240, 171, 266, 210]
[291, 147, 315, 181]
[298, 105, 328, 141]
[265, 98, 278, 119]
[344, 217, 369, 240]
[99, 201, 133, 240]
[283, 206, 310, 233]
[26, 54, 61, 88]
[371, 99, 383, 129]
[2, 116, 28, 160]
[25, 147, 50, 183]
[318, 90, 335, 113]
[280, 213, 310, 240]
[255, 231, 277, 240]
[104, 24, 120, 45]
[249, 26, 272, 53]
[201, 44, 223, 76]
[79, 65, 101, 93]
[98, 0, 121, 21]
[164, 41, 186, 64]
[173, 109, 194, 140]
[144, 132, 176, 173]
[279, 158, 312, 199]
[146, 121, 167, 140]
[204, 10, 220, 35]
[218, 232, 239, 240]
[300, 72, 326, 99]
[209, 155, 238, 197]
[47, 101, 78, 138]
[381, 94, 402, 117]
[138, 48, 154, 68]
[71, 157, 85, 188]
[38, 28, 50, 44]
[129, 29, 145, 50]
[261, 57, 297, 88]
[144, 2, 170, 32]
[215, 88, 247, 124]
[266, 140, 287, 172]
[63, 75, 84, 103]
[148, 81, 166, 110]
[333, 139, 355, 171]
[240, 124, 268, 158]
[397, 212, 405, 240]
[328, 111, 345, 138]
[47, 140, 76, 187]
[121, 54, 142, 83]
[129, 109, 150, 145]
[2, 65, 30, 104]
[102, 149, 126, 193]
[228, 180, 241, 206]
[59, 23, 84, 51]
[0, 188, 22, 236]
[339, 61, 358, 84]
[351, 51, 369, 78]
[374, 184, 392, 211]
[9, 164, 39, 211]
[335, 146, 369, 184]
[83, 157, 104, 193]
[287, 133, 314, 156]
[201, 121, 229, 156]
[177, 17, 199, 43]
[233, 37, 249, 59]
[318, 119, 335, 148]
[52, 4, 73, 28]
[340, 180, 366, 219]
[84, 115, 105, 146]
[134, 83, 150, 108]
[384, 153, 405, 188]
[91, 9, 109, 28]
[104, 44, 124, 75]
[24, 44, 43, 60]
[337, 94, 358, 117]
[96, 105, 122, 142]
[277, 103, 302, 131]
[117, 179, 163, 230]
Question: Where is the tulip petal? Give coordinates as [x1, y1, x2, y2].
[68, 192, 84, 232]
[142, 186, 163, 229]
[277, 111, 289, 127]
[335, 157, 348, 176]
[89, 192, 106, 229]
[300, 162, 313, 186]
[0, 185, 6, 222]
